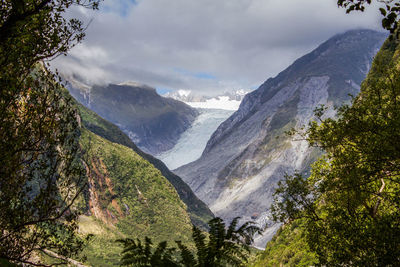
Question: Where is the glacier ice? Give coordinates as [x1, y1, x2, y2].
[156, 108, 234, 170]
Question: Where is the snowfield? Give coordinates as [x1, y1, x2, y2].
[185, 96, 241, 110]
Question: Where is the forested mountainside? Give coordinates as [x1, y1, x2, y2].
[78, 103, 214, 229]
[175, 29, 386, 246]
[52, 89, 212, 266]
[253, 32, 400, 267]
[78, 128, 194, 266]
[68, 81, 198, 155]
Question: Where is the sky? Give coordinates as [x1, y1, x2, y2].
[52, 0, 384, 95]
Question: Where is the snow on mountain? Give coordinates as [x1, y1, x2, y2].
[164, 90, 206, 102]
[186, 96, 241, 110]
[157, 90, 249, 168]
[164, 90, 250, 110]
[176, 89, 191, 97]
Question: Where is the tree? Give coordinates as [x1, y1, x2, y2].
[0, 0, 100, 265]
[271, 38, 400, 266]
[0, 68, 91, 266]
[337, 0, 400, 33]
[118, 217, 261, 267]
[0, 0, 99, 78]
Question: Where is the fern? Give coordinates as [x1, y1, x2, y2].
[117, 217, 261, 267]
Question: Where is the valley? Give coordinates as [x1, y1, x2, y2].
[3, 0, 400, 264]
[61, 29, 387, 258]
[175, 29, 386, 247]
[67, 81, 198, 155]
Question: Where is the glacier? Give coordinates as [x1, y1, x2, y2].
[156, 108, 234, 170]
[185, 96, 241, 110]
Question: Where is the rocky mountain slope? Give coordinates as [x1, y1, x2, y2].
[175, 29, 386, 246]
[68, 81, 198, 155]
[78, 102, 214, 230]
[253, 32, 400, 267]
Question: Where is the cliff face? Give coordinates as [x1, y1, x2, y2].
[68, 82, 198, 155]
[175, 29, 386, 246]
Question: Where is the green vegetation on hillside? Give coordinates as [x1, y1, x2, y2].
[79, 128, 194, 265]
[78, 216, 124, 266]
[78, 102, 214, 229]
[270, 36, 400, 266]
[250, 220, 317, 267]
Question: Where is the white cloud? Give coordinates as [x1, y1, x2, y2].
[52, 0, 384, 94]
[68, 44, 109, 62]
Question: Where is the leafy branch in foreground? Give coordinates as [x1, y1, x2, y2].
[117, 217, 261, 267]
[337, 0, 400, 34]
[1, 0, 100, 265]
[0, 66, 90, 266]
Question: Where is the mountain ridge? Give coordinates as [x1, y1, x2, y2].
[67, 80, 199, 155]
[78, 102, 214, 229]
[48, 85, 202, 266]
[175, 29, 386, 246]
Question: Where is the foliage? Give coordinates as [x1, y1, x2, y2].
[183, 217, 261, 267]
[118, 238, 178, 267]
[0, 0, 99, 81]
[250, 219, 317, 267]
[0, 258, 18, 267]
[271, 38, 400, 266]
[337, 0, 400, 34]
[0, 66, 92, 265]
[118, 217, 261, 267]
[0, 0, 99, 265]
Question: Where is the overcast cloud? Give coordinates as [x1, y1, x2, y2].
[52, 0, 383, 95]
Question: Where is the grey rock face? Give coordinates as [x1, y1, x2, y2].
[175, 29, 386, 247]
